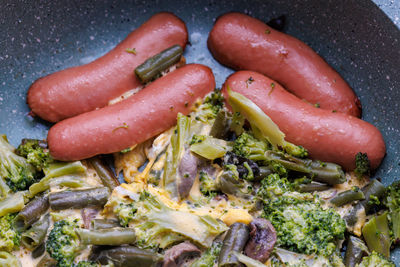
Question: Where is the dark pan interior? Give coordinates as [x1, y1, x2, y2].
[1, 0, 399, 262]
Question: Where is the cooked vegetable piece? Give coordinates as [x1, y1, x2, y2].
[21, 214, 50, 249]
[354, 152, 370, 179]
[362, 212, 391, 258]
[49, 187, 110, 210]
[46, 219, 81, 267]
[259, 174, 346, 256]
[89, 245, 163, 267]
[330, 187, 365, 206]
[15, 194, 49, 230]
[32, 243, 46, 258]
[0, 251, 22, 267]
[356, 251, 395, 267]
[91, 219, 120, 230]
[190, 135, 229, 160]
[233, 132, 345, 185]
[0, 134, 37, 192]
[162, 241, 201, 267]
[216, 164, 253, 198]
[76, 228, 135, 245]
[244, 218, 276, 262]
[16, 139, 53, 171]
[28, 161, 86, 197]
[359, 179, 386, 213]
[135, 44, 183, 83]
[0, 213, 21, 252]
[218, 222, 250, 266]
[227, 88, 307, 158]
[89, 157, 119, 190]
[177, 149, 199, 198]
[344, 203, 366, 237]
[115, 191, 228, 249]
[384, 180, 400, 243]
[190, 241, 222, 267]
[0, 191, 25, 217]
[344, 236, 369, 267]
[210, 110, 232, 139]
[36, 253, 57, 267]
[163, 113, 192, 199]
[233, 252, 265, 267]
[297, 181, 330, 192]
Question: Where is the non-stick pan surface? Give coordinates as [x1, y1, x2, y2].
[1, 0, 399, 263]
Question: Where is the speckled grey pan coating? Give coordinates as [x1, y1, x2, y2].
[0, 0, 399, 261]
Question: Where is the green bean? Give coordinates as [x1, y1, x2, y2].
[362, 211, 391, 258]
[28, 161, 86, 197]
[15, 194, 49, 230]
[0, 191, 25, 217]
[36, 253, 57, 267]
[89, 246, 163, 267]
[135, 44, 183, 83]
[264, 151, 345, 185]
[359, 179, 386, 213]
[344, 236, 369, 267]
[21, 214, 50, 249]
[218, 222, 250, 267]
[91, 219, 120, 230]
[297, 181, 330, 192]
[49, 187, 110, 210]
[76, 228, 135, 245]
[32, 243, 45, 258]
[89, 157, 120, 190]
[0, 251, 22, 267]
[330, 187, 365, 206]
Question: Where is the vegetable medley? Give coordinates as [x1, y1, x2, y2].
[0, 89, 397, 267]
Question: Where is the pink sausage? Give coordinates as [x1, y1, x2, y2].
[222, 71, 385, 171]
[28, 12, 188, 122]
[209, 12, 361, 117]
[48, 64, 215, 161]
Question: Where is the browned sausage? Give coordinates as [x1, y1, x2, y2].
[47, 64, 215, 161]
[209, 12, 361, 117]
[222, 71, 385, 171]
[28, 12, 188, 122]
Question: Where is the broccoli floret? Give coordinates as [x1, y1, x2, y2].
[199, 171, 218, 197]
[0, 213, 20, 252]
[259, 174, 346, 256]
[385, 180, 400, 243]
[113, 200, 137, 227]
[354, 152, 370, 178]
[190, 241, 222, 267]
[16, 139, 53, 171]
[233, 132, 270, 161]
[46, 219, 81, 267]
[203, 89, 224, 115]
[356, 251, 395, 267]
[0, 135, 37, 192]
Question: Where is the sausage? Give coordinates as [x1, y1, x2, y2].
[209, 12, 361, 117]
[47, 64, 215, 161]
[222, 71, 385, 171]
[28, 12, 188, 122]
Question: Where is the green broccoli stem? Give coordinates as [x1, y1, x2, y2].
[0, 191, 25, 217]
[362, 212, 391, 258]
[330, 187, 365, 207]
[264, 151, 345, 185]
[28, 161, 86, 197]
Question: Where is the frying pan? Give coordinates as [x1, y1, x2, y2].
[1, 0, 399, 263]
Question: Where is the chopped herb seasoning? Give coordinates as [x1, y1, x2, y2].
[269, 83, 275, 95]
[265, 29, 271, 34]
[314, 103, 321, 108]
[113, 123, 129, 132]
[246, 76, 255, 88]
[126, 48, 137, 54]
